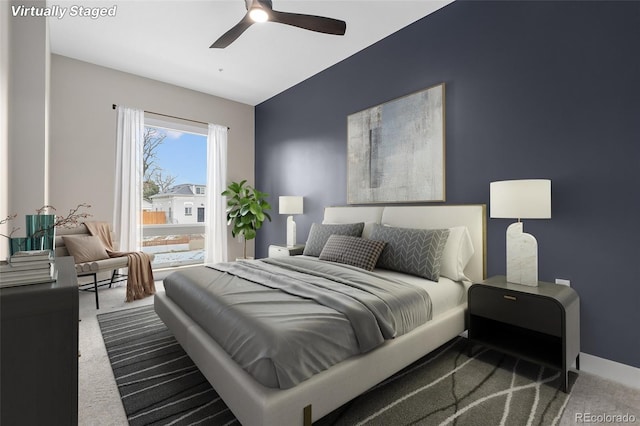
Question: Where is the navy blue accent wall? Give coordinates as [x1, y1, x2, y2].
[255, 1, 640, 368]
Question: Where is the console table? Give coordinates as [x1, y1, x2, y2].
[0, 256, 79, 425]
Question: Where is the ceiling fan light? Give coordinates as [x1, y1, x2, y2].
[249, 8, 269, 23]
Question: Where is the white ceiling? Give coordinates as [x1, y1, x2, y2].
[48, 1, 453, 106]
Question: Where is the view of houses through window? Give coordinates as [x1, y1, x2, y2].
[141, 123, 207, 268]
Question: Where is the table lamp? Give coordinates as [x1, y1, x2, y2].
[279, 196, 303, 247]
[490, 179, 551, 286]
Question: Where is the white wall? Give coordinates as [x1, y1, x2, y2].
[6, 0, 50, 230]
[49, 55, 255, 260]
[0, 2, 9, 259]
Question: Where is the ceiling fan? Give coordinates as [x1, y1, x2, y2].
[210, 0, 347, 49]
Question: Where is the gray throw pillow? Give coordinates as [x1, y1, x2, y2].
[370, 224, 450, 281]
[303, 222, 365, 257]
[319, 235, 386, 271]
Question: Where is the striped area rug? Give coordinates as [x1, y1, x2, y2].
[98, 305, 237, 425]
[98, 305, 573, 426]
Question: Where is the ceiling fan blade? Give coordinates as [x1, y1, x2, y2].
[210, 14, 254, 48]
[270, 10, 346, 36]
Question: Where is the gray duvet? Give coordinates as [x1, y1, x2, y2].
[163, 257, 432, 389]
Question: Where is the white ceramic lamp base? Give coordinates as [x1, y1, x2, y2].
[286, 215, 297, 247]
[506, 222, 539, 286]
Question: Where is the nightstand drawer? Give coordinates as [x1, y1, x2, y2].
[469, 286, 562, 337]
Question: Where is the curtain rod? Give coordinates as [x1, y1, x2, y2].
[112, 104, 230, 130]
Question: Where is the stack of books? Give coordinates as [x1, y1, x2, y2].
[0, 250, 54, 288]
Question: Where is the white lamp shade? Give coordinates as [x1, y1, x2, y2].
[279, 196, 303, 215]
[490, 179, 551, 219]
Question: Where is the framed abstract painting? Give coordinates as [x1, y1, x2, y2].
[347, 83, 445, 204]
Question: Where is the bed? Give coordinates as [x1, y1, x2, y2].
[154, 205, 486, 426]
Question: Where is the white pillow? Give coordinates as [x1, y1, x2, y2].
[439, 226, 474, 282]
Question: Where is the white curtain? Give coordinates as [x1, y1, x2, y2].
[205, 124, 228, 263]
[113, 106, 144, 252]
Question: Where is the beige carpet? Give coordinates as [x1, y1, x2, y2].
[78, 273, 167, 426]
[79, 274, 640, 426]
[560, 372, 640, 425]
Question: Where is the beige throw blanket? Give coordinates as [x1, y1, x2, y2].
[85, 222, 155, 302]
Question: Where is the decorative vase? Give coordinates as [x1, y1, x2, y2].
[9, 237, 31, 255]
[25, 214, 56, 253]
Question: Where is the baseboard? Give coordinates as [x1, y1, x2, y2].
[459, 331, 640, 390]
[576, 352, 640, 390]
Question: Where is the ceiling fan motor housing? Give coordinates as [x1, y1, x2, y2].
[246, 0, 273, 12]
[211, 0, 346, 49]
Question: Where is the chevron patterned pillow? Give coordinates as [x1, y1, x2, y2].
[370, 224, 450, 281]
[303, 222, 365, 257]
[319, 235, 386, 271]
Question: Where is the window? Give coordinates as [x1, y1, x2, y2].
[141, 117, 207, 268]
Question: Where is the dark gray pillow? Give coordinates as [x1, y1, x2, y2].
[369, 224, 450, 281]
[319, 235, 386, 271]
[303, 222, 365, 257]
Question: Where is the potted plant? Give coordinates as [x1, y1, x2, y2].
[222, 180, 271, 259]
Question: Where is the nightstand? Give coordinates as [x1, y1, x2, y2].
[467, 275, 580, 392]
[268, 244, 305, 257]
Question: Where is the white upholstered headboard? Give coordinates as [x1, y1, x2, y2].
[323, 205, 486, 282]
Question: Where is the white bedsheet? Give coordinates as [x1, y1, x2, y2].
[297, 255, 469, 318]
[372, 269, 469, 317]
